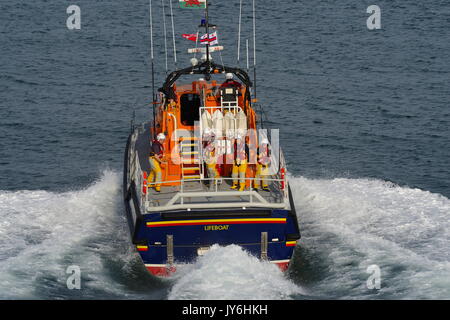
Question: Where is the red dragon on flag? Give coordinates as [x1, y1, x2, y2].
[184, 0, 201, 7]
[179, 0, 206, 9]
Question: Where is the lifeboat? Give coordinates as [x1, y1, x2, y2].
[123, 1, 300, 277]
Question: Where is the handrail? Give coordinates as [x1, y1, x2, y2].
[145, 176, 285, 186]
[133, 152, 145, 208]
[167, 112, 178, 144]
[143, 176, 288, 212]
[277, 148, 289, 199]
[200, 105, 244, 112]
[130, 124, 290, 213]
[146, 201, 286, 212]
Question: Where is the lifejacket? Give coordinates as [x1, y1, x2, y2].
[234, 141, 249, 163]
[258, 145, 271, 165]
[203, 142, 216, 164]
[167, 100, 177, 111]
[220, 79, 242, 89]
[149, 140, 164, 157]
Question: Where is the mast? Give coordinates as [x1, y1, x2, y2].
[205, 0, 211, 78]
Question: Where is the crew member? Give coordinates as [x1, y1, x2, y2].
[166, 98, 177, 112]
[254, 138, 271, 191]
[231, 134, 249, 191]
[220, 73, 242, 89]
[203, 128, 220, 188]
[148, 133, 166, 192]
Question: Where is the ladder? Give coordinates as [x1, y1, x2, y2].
[180, 136, 202, 181]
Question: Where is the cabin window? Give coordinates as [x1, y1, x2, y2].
[180, 93, 201, 126]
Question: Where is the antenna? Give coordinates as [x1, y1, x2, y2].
[169, 0, 177, 69]
[161, 0, 168, 74]
[205, 0, 211, 73]
[252, 0, 257, 99]
[237, 0, 243, 65]
[246, 39, 249, 72]
[149, 0, 156, 138]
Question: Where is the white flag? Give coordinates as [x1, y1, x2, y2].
[200, 31, 218, 45]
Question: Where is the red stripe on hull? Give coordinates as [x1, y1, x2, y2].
[145, 261, 290, 277]
[146, 265, 176, 277]
[274, 261, 290, 272]
[148, 220, 286, 228]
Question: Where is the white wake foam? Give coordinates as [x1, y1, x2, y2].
[0, 170, 132, 299]
[1, 171, 449, 299]
[168, 244, 305, 300]
[289, 176, 450, 299]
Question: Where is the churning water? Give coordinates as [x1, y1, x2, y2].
[1, 171, 449, 299]
[0, 1, 449, 299]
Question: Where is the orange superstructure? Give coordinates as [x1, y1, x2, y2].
[151, 76, 258, 188]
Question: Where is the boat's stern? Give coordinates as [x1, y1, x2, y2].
[131, 200, 300, 277]
[123, 126, 301, 277]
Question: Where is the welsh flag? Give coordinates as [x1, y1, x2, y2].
[179, 0, 206, 9]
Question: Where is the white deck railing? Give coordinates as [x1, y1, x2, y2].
[142, 174, 289, 212]
[129, 155, 290, 213]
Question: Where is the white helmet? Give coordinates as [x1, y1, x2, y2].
[156, 133, 166, 141]
[226, 73, 233, 80]
[261, 138, 269, 145]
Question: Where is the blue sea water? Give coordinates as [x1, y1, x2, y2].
[0, 0, 449, 299]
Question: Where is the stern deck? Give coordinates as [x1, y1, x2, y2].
[145, 178, 287, 212]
